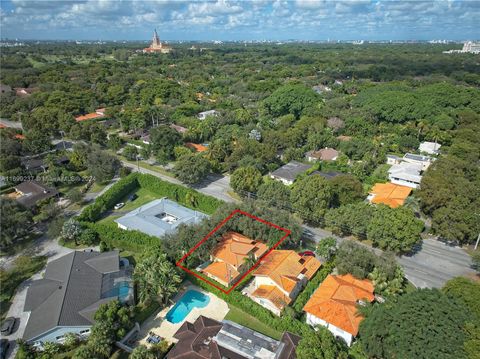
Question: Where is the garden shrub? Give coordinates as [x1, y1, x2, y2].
[86, 222, 161, 253]
[137, 173, 222, 214]
[79, 173, 140, 222]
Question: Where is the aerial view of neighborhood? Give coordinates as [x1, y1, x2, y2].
[0, 1, 479, 358]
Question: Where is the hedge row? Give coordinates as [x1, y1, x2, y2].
[187, 274, 314, 337]
[86, 222, 160, 253]
[137, 174, 222, 214]
[292, 261, 335, 312]
[79, 172, 223, 223]
[79, 173, 140, 222]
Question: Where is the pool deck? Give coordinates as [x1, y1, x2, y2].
[138, 283, 229, 345]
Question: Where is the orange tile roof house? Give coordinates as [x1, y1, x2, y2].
[248, 250, 321, 316]
[75, 108, 106, 122]
[303, 274, 374, 346]
[368, 182, 412, 208]
[185, 142, 208, 152]
[201, 232, 268, 288]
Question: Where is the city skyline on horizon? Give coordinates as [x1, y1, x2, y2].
[1, 0, 479, 42]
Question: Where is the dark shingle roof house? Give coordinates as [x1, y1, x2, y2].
[14, 181, 59, 208]
[270, 161, 311, 185]
[23, 250, 133, 344]
[309, 171, 343, 180]
[167, 316, 301, 359]
[115, 198, 208, 238]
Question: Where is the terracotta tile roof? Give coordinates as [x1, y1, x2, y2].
[201, 232, 268, 286]
[186, 142, 208, 152]
[251, 285, 292, 311]
[370, 182, 412, 208]
[75, 113, 104, 122]
[14, 134, 26, 140]
[201, 261, 240, 286]
[75, 108, 107, 122]
[303, 274, 374, 336]
[254, 250, 321, 294]
[211, 232, 268, 269]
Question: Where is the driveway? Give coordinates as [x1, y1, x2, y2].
[121, 160, 237, 203]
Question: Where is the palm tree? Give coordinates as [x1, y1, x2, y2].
[416, 119, 429, 140]
[242, 252, 256, 271]
[134, 253, 182, 306]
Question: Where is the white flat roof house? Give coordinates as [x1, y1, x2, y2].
[197, 110, 219, 120]
[419, 141, 441, 155]
[402, 153, 434, 171]
[115, 198, 208, 238]
[388, 162, 423, 189]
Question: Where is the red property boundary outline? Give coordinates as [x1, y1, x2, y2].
[176, 209, 292, 294]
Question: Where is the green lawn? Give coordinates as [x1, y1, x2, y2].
[97, 187, 159, 225]
[87, 181, 110, 194]
[119, 187, 159, 212]
[224, 305, 282, 340]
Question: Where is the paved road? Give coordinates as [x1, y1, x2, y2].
[121, 160, 237, 203]
[304, 225, 475, 288]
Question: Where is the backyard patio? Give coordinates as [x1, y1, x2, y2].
[137, 283, 229, 344]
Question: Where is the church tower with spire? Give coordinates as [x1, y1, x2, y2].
[143, 29, 172, 54]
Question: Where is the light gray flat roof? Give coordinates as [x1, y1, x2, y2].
[115, 198, 208, 238]
[216, 320, 284, 359]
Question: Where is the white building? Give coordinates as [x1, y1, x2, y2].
[386, 154, 402, 165]
[402, 153, 434, 171]
[197, 110, 219, 120]
[419, 141, 441, 155]
[388, 162, 423, 189]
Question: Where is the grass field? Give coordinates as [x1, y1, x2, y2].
[224, 305, 282, 340]
[97, 187, 160, 225]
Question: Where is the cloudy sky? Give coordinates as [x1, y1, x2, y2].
[0, 0, 479, 41]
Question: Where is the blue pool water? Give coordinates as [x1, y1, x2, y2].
[166, 290, 210, 323]
[117, 282, 130, 300]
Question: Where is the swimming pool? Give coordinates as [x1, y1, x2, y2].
[166, 290, 210, 324]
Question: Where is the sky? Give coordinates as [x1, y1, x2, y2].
[0, 0, 479, 41]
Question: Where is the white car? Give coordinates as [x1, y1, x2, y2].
[114, 203, 125, 210]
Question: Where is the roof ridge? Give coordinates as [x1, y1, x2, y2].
[54, 252, 77, 328]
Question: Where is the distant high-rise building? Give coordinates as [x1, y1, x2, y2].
[443, 41, 480, 54]
[143, 29, 172, 54]
[462, 41, 480, 54]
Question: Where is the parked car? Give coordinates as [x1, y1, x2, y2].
[299, 251, 315, 257]
[114, 203, 125, 210]
[0, 339, 10, 359]
[128, 193, 138, 201]
[1, 317, 16, 335]
[146, 332, 162, 344]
